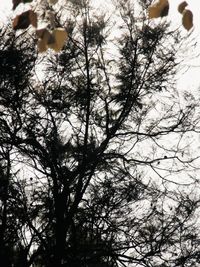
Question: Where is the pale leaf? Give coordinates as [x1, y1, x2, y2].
[13, 10, 37, 30]
[178, 1, 188, 14]
[48, 28, 68, 52]
[182, 9, 193, 31]
[37, 39, 48, 53]
[148, 0, 169, 19]
[36, 28, 52, 53]
[29, 10, 37, 28]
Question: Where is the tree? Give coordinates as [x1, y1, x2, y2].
[0, 0, 200, 266]
[0, 25, 37, 266]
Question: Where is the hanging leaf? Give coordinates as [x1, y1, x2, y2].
[36, 28, 52, 53]
[36, 28, 48, 39]
[13, 11, 30, 30]
[37, 28, 54, 45]
[178, 1, 188, 14]
[12, 0, 33, 10]
[36, 27, 67, 53]
[29, 10, 37, 28]
[182, 9, 193, 31]
[37, 39, 48, 53]
[48, 28, 68, 52]
[13, 10, 37, 30]
[148, 0, 169, 19]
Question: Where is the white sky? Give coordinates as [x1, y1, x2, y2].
[0, 0, 200, 93]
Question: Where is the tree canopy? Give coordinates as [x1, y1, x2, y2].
[0, 0, 200, 267]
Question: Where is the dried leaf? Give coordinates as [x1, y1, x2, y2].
[36, 28, 52, 40]
[36, 28, 52, 52]
[13, 11, 30, 30]
[160, 4, 169, 17]
[36, 27, 67, 53]
[148, 0, 169, 19]
[13, 10, 37, 30]
[178, 1, 188, 14]
[36, 28, 47, 39]
[29, 10, 37, 28]
[37, 39, 48, 53]
[48, 28, 68, 52]
[182, 9, 193, 31]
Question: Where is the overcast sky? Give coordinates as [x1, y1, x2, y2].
[1, 0, 200, 93]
